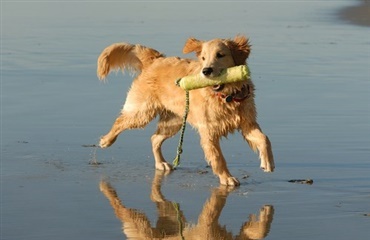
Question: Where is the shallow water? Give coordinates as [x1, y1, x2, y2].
[2, 1, 370, 239]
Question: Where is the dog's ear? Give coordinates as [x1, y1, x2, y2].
[183, 38, 203, 56]
[226, 35, 251, 65]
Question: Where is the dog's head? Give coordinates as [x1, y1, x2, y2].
[183, 35, 251, 78]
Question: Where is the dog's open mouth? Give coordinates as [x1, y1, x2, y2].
[208, 68, 227, 91]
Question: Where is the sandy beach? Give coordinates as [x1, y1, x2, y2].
[2, 1, 369, 239]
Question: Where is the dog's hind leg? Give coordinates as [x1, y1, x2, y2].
[241, 123, 275, 172]
[99, 83, 157, 148]
[99, 111, 155, 148]
[151, 111, 182, 171]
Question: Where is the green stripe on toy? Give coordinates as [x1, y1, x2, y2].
[176, 65, 250, 90]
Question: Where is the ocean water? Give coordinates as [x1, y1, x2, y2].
[1, 1, 369, 239]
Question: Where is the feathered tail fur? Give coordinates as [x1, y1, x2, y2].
[97, 43, 164, 80]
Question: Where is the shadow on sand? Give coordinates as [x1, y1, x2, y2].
[100, 171, 274, 239]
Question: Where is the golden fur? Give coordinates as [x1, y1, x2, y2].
[100, 171, 275, 239]
[97, 35, 274, 186]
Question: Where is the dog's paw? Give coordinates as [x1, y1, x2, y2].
[99, 180, 116, 198]
[220, 176, 240, 186]
[261, 164, 274, 173]
[260, 205, 274, 219]
[155, 162, 173, 171]
[260, 161, 275, 172]
[99, 135, 117, 148]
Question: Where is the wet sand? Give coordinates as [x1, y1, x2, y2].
[2, 1, 370, 239]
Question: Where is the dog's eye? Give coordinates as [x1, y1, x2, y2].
[201, 57, 205, 61]
[216, 53, 225, 58]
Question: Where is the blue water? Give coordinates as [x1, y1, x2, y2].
[2, 1, 369, 239]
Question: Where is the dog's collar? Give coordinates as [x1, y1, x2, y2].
[212, 84, 250, 103]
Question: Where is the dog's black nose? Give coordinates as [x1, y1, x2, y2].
[202, 67, 213, 76]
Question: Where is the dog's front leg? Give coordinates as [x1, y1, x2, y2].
[241, 123, 275, 172]
[200, 134, 240, 186]
[238, 205, 275, 239]
[150, 170, 186, 237]
[195, 186, 231, 236]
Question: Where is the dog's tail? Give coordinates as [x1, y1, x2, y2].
[97, 43, 164, 80]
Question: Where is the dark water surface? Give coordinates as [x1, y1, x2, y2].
[2, 1, 369, 239]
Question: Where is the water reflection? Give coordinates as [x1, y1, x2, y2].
[100, 171, 274, 239]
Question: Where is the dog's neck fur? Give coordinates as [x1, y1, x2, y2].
[212, 82, 251, 103]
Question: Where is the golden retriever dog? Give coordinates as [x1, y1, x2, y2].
[97, 35, 274, 186]
[100, 171, 275, 240]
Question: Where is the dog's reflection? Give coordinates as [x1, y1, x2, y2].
[100, 171, 274, 239]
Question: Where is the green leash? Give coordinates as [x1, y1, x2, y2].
[172, 202, 185, 239]
[172, 90, 189, 168]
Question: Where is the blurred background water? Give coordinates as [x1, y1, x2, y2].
[1, 1, 369, 239]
